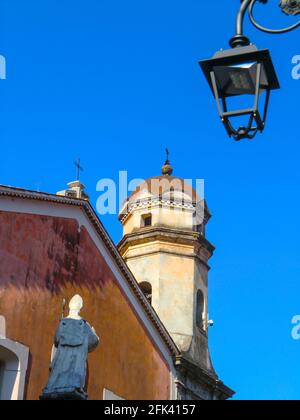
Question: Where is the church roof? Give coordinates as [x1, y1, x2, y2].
[0, 184, 179, 359]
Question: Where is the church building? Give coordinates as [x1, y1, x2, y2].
[0, 159, 234, 400]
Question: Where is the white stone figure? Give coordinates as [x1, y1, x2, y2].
[67, 295, 83, 320]
[41, 295, 99, 400]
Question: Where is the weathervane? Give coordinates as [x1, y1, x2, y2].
[165, 147, 170, 164]
[162, 147, 173, 176]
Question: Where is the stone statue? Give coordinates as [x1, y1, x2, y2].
[40, 295, 99, 400]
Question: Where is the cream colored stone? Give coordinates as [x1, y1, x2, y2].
[67, 295, 83, 320]
[0, 338, 29, 400]
[118, 175, 214, 372]
[0, 316, 6, 338]
[57, 180, 89, 200]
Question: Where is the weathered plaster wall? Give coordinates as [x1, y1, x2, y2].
[0, 211, 171, 400]
[124, 242, 212, 371]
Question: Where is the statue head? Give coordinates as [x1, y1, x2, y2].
[67, 295, 83, 320]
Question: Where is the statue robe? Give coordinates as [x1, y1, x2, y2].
[42, 318, 99, 400]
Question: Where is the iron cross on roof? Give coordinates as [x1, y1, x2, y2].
[166, 147, 169, 162]
[74, 159, 84, 181]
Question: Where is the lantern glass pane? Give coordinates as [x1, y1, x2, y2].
[213, 62, 268, 97]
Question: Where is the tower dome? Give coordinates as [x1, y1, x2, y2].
[119, 160, 210, 236]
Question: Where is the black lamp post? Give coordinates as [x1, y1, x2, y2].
[200, 0, 300, 141]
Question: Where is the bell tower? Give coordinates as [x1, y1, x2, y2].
[118, 157, 233, 399]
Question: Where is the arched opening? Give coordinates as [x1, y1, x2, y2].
[0, 346, 20, 400]
[196, 290, 205, 330]
[139, 282, 152, 305]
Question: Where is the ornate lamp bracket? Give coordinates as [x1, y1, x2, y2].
[280, 0, 300, 16]
[230, 0, 300, 48]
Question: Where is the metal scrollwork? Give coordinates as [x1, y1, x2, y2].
[280, 0, 300, 16]
[248, 0, 300, 34]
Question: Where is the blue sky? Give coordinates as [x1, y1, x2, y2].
[1, 0, 300, 400]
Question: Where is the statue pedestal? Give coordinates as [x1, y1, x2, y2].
[40, 388, 88, 401]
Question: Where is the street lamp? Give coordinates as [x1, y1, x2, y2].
[200, 0, 300, 141]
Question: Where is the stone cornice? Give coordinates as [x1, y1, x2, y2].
[119, 196, 212, 226]
[118, 226, 215, 264]
[175, 355, 235, 400]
